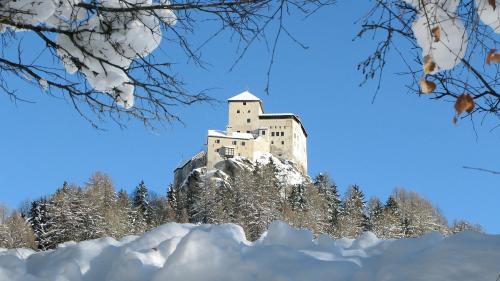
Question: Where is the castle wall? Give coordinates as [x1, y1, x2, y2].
[207, 134, 263, 170]
[291, 121, 308, 174]
[173, 151, 207, 187]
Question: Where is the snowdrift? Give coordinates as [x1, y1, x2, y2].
[1, 221, 499, 281]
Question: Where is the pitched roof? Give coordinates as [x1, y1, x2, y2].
[227, 91, 261, 102]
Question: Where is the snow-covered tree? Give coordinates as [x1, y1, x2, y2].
[392, 188, 449, 237]
[28, 198, 53, 250]
[338, 185, 369, 238]
[132, 180, 152, 231]
[314, 173, 341, 237]
[0, 211, 36, 249]
[85, 172, 119, 236]
[451, 219, 484, 234]
[358, 0, 500, 126]
[0, 0, 332, 127]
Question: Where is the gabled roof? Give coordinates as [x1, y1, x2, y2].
[227, 91, 261, 102]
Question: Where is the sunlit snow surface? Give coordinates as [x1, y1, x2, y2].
[1, 221, 499, 281]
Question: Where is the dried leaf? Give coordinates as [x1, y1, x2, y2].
[489, 0, 496, 10]
[420, 78, 436, 94]
[423, 55, 436, 74]
[487, 49, 500, 65]
[431, 26, 441, 42]
[455, 93, 475, 115]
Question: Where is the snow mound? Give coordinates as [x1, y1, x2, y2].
[1, 221, 499, 281]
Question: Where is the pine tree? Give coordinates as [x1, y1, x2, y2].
[314, 173, 341, 238]
[116, 189, 135, 237]
[132, 181, 152, 231]
[338, 185, 368, 238]
[366, 196, 384, 235]
[289, 184, 307, 211]
[28, 198, 52, 250]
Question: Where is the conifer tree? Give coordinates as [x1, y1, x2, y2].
[289, 184, 307, 211]
[28, 198, 52, 250]
[338, 185, 368, 238]
[116, 189, 135, 237]
[314, 173, 341, 237]
[366, 196, 384, 235]
[132, 181, 152, 231]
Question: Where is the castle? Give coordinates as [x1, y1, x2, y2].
[174, 91, 308, 186]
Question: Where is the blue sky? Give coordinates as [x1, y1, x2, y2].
[1, 1, 499, 233]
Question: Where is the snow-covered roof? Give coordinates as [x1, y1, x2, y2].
[227, 91, 261, 102]
[208, 130, 254, 140]
[260, 113, 295, 117]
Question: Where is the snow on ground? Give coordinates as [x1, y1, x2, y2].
[1, 221, 499, 281]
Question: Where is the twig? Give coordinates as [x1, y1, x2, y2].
[463, 166, 500, 175]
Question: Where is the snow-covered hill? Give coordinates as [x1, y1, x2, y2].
[1, 222, 499, 281]
[179, 153, 309, 189]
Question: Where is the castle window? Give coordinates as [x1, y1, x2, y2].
[271, 132, 275, 137]
[232, 141, 237, 145]
[215, 139, 220, 144]
[281, 141, 285, 145]
[261, 130, 266, 135]
[248, 110, 251, 113]
[246, 131, 250, 133]
[247, 118, 251, 123]
[237, 131, 240, 133]
[243, 102, 247, 105]
[241, 141, 246, 146]
[279, 154, 282, 157]
[281, 132, 284, 136]
[237, 110, 240, 113]
[216, 148, 219, 152]
[271, 141, 274, 144]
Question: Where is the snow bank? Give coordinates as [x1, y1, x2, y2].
[1, 221, 499, 281]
